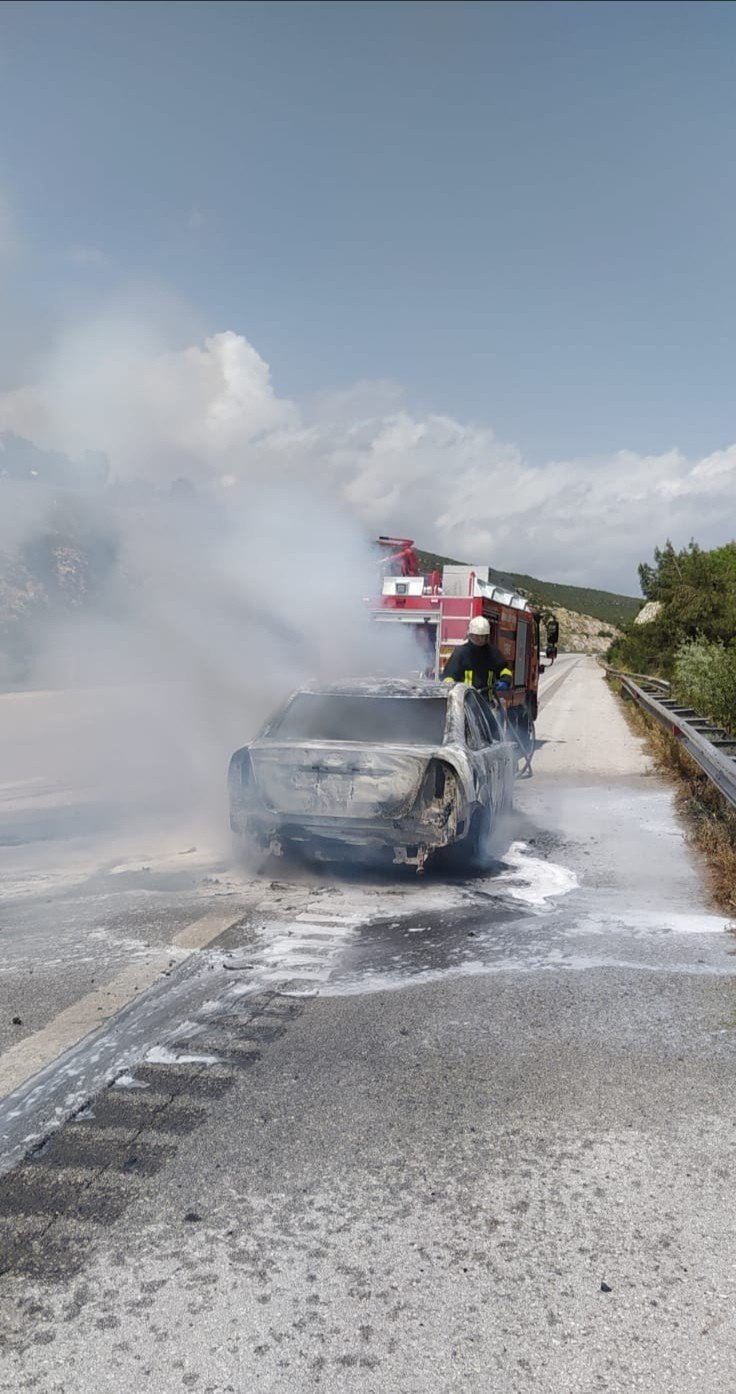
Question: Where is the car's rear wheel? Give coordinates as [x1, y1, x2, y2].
[468, 806, 492, 867]
[440, 806, 491, 875]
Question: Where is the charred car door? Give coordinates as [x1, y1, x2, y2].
[463, 690, 512, 815]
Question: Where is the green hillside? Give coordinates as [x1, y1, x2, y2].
[414, 549, 640, 628]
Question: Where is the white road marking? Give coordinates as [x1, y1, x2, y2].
[0, 906, 249, 1100]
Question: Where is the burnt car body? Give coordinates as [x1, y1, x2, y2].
[228, 680, 515, 871]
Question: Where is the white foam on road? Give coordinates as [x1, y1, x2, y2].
[144, 1045, 222, 1066]
[220, 842, 582, 1000]
[573, 909, 733, 938]
[492, 842, 579, 906]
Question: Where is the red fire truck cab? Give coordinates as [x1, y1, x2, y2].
[371, 538, 546, 750]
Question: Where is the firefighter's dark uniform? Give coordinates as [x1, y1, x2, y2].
[442, 640, 508, 692]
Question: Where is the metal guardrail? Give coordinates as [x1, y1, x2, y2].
[605, 668, 736, 810]
[614, 670, 671, 694]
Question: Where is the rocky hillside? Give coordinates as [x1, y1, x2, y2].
[415, 549, 639, 629]
[554, 605, 620, 656]
[0, 531, 118, 685]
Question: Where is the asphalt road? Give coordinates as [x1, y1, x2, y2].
[2, 655, 736, 1392]
[0, 656, 578, 1059]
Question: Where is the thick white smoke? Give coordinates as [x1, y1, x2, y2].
[0, 319, 425, 853]
[2, 312, 736, 859]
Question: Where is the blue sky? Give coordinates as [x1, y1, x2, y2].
[1, 0, 735, 588]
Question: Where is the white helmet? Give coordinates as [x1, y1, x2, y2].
[468, 616, 490, 637]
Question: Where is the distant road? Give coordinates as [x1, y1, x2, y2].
[537, 649, 581, 709]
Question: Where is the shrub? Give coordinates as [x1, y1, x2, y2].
[673, 637, 736, 734]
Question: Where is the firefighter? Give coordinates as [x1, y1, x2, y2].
[442, 616, 510, 693]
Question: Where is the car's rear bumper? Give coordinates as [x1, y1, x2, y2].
[230, 804, 467, 868]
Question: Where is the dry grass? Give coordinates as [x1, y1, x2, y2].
[612, 682, 736, 916]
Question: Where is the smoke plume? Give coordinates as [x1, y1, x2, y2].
[0, 317, 423, 854]
[2, 310, 736, 858]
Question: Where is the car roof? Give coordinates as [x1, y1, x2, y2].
[293, 679, 450, 699]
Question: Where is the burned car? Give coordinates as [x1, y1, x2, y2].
[228, 680, 515, 872]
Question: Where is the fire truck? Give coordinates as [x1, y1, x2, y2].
[371, 537, 557, 752]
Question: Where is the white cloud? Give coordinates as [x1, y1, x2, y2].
[1, 323, 734, 592]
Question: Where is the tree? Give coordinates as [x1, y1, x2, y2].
[611, 538, 736, 677]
